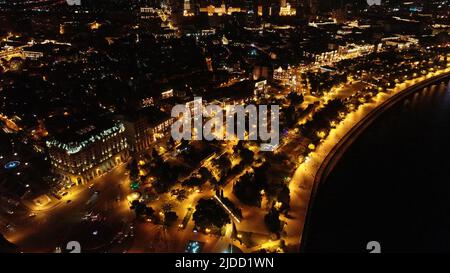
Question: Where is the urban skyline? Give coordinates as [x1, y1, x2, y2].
[0, 0, 449, 256]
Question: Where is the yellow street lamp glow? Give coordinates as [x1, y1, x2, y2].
[317, 131, 326, 138]
[127, 192, 141, 202]
[90, 22, 101, 30]
[274, 201, 283, 210]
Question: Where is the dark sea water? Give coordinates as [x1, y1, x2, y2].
[303, 79, 450, 253]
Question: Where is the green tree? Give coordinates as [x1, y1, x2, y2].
[233, 173, 262, 207]
[129, 158, 139, 180]
[193, 198, 230, 230]
[164, 211, 178, 227]
[264, 207, 282, 234]
[130, 200, 154, 219]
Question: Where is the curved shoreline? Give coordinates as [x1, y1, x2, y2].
[299, 71, 450, 252]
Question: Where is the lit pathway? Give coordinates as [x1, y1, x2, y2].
[283, 68, 450, 251]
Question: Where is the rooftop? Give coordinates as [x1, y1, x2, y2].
[46, 118, 125, 154]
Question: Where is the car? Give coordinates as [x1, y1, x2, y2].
[28, 213, 37, 217]
[88, 184, 95, 189]
[52, 192, 62, 200]
[94, 190, 100, 195]
[66, 200, 72, 204]
[6, 210, 14, 215]
[61, 191, 69, 197]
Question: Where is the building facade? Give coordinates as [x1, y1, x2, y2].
[120, 107, 175, 154]
[46, 120, 129, 185]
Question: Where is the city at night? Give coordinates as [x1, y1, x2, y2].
[0, 0, 450, 268]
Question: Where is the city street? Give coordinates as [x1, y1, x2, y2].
[5, 164, 134, 252]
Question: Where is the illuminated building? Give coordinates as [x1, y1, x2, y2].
[279, 2, 297, 16]
[140, 7, 160, 20]
[22, 46, 44, 60]
[46, 119, 129, 185]
[307, 43, 376, 65]
[199, 4, 243, 16]
[5, 0, 66, 10]
[338, 43, 376, 58]
[122, 116, 153, 154]
[254, 80, 267, 96]
[273, 66, 293, 84]
[141, 96, 155, 108]
[183, 0, 195, 16]
[184, 28, 216, 38]
[0, 47, 43, 61]
[0, 48, 23, 60]
[0, 40, 69, 61]
[382, 35, 419, 50]
[120, 108, 174, 154]
[161, 89, 174, 99]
